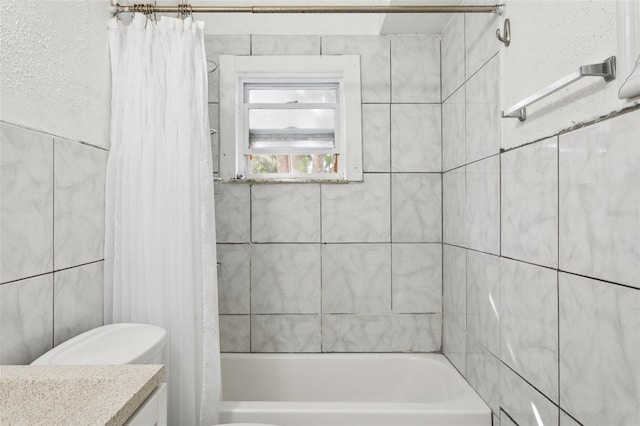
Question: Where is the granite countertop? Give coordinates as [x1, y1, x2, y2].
[0, 364, 164, 426]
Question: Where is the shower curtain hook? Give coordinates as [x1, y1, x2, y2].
[152, 0, 158, 22]
[496, 18, 511, 47]
[144, 3, 153, 23]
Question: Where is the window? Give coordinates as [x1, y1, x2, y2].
[219, 55, 362, 182]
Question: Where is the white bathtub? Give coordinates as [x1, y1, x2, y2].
[219, 353, 491, 426]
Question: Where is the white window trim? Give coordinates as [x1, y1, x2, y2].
[219, 55, 363, 182]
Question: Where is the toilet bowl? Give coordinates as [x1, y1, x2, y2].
[31, 323, 278, 426]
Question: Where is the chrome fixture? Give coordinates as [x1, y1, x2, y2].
[502, 56, 617, 122]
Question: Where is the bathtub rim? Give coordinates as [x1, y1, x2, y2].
[220, 352, 489, 411]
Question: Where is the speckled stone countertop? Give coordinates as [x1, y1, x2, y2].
[0, 365, 164, 426]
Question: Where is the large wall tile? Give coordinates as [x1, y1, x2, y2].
[443, 319, 466, 375]
[500, 411, 518, 426]
[442, 244, 467, 386]
[443, 169, 466, 246]
[559, 272, 640, 425]
[467, 251, 500, 356]
[0, 123, 53, 283]
[391, 173, 441, 242]
[559, 111, 640, 289]
[53, 261, 103, 346]
[392, 313, 440, 352]
[464, 8, 500, 79]
[321, 174, 390, 242]
[441, 14, 465, 101]
[362, 104, 390, 172]
[392, 244, 442, 313]
[443, 86, 466, 171]
[466, 337, 501, 413]
[500, 364, 559, 426]
[465, 55, 500, 164]
[204, 35, 250, 102]
[215, 184, 250, 243]
[502, 137, 558, 268]
[443, 244, 466, 330]
[390, 35, 440, 103]
[322, 314, 391, 352]
[466, 156, 500, 255]
[322, 36, 390, 103]
[208, 103, 219, 173]
[560, 411, 583, 426]
[251, 244, 321, 314]
[391, 104, 441, 173]
[252, 35, 320, 55]
[322, 244, 391, 314]
[54, 139, 107, 270]
[217, 244, 250, 314]
[0, 274, 53, 364]
[219, 315, 250, 352]
[251, 184, 320, 242]
[252, 315, 321, 353]
[501, 258, 558, 401]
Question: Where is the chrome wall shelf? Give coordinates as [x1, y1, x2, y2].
[502, 56, 617, 122]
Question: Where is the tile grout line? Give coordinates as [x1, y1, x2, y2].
[249, 183, 253, 353]
[443, 241, 640, 291]
[0, 259, 106, 287]
[52, 136, 56, 348]
[500, 357, 563, 415]
[556, 133, 562, 421]
[319, 182, 324, 353]
[439, 32, 445, 353]
[389, 36, 394, 322]
[0, 120, 109, 152]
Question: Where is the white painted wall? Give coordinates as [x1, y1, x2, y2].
[380, 0, 461, 35]
[0, 0, 111, 149]
[159, 0, 454, 35]
[178, 0, 385, 35]
[501, 0, 640, 149]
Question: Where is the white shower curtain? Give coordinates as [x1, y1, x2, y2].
[105, 14, 220, 426]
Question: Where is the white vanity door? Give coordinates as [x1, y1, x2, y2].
[125, 383, 167, 426]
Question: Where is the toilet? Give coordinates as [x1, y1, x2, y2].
[31, 323, 277, 426]
[31, 323, 166, 365]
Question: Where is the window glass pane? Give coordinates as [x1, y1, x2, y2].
[248, 87, 337, 104]
[249, 108, 334, 130]
[248, 154, 337, 175]
[249, 132, 334, 150]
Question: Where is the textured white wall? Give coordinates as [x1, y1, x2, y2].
[501, 0, 640, 149]
[0, 0, 111, 149]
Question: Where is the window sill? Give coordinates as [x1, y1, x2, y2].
[221, 178, 362, 184]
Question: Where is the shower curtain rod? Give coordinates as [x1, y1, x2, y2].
[112, 3, 503, 15]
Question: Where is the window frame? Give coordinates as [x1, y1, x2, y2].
[219, 55, 363, 183]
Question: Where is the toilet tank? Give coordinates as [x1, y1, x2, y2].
[31, 323, 166, 366]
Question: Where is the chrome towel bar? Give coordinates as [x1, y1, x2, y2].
[502, 56, 616, 122]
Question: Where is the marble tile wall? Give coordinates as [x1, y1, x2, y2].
[441, 11, 640, 426]
[209, 34, 442, 353]
[0, 122, 106, 364]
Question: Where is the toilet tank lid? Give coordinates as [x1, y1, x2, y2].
[31, 323, 166, 365]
